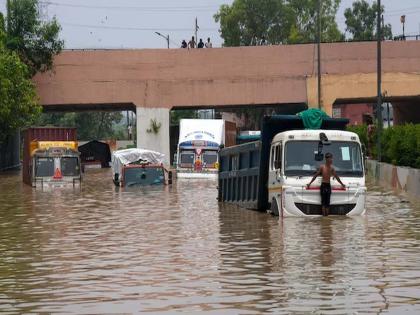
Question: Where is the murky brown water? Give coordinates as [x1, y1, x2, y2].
[0, 169, 419, 314]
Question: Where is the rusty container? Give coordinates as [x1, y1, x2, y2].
[22, 127, 77, 185]
[224, 121, 237, 148]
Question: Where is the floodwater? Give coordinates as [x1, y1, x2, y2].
[0, 169, 419, 314]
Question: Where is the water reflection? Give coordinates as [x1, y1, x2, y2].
[0, 169, 419, 314]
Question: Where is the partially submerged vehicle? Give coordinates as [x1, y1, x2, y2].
[78, 140, 112, 169]
[112, 148, 172, 186]
[23, 127, 81, 187]
[176, 119, 236, 179]
[218, 114, 366, 216]
[29, 141, 82, 187]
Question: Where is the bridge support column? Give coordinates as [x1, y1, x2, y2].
[136, 107, 170, 165]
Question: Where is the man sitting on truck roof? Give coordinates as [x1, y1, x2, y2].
[307, 153, 346, 216]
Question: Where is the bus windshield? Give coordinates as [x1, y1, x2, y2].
[284, 141, 363, 177]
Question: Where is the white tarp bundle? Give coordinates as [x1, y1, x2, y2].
[178, 119, 224, 147]
[112, 148, 165, 175]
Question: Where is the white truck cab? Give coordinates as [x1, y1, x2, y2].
[268, 130, 366, 216]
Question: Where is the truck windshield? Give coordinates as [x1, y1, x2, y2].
[61, 157, 80, 176]
[203, 151, 218, 167]
[124, 167, 165, 186]
[284, 141, 363, 177]
[35, 157, 54, 177]
[180, 151, 194, 166]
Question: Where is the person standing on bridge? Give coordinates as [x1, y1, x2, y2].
[188, 36, 196, 49]
[205, 37, 212, 48]
[307, 153, 346, 216]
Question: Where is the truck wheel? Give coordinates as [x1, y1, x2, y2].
[271, 198, 279, 216]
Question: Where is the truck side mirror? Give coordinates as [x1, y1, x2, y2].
[315, 141, 328, 162]
[315, 152, 324, 161]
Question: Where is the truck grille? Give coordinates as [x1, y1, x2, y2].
[295, 203, 356, 215]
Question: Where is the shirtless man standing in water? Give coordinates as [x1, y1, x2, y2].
[307, 153, 346, 216]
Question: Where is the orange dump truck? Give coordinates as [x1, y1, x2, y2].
[22, 128, 81, 187]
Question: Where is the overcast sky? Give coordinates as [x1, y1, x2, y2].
[0, 0, 419, 49]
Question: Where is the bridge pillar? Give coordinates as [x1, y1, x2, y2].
[136, 107, 170, 165]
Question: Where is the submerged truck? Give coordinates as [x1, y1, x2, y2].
[176, 119, 236, 179]
[22, 127, 82, 187]
[218, 115, 366, 216]
[112, 148, 172, 187]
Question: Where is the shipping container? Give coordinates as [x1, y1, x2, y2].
[22, 127, 77, 185]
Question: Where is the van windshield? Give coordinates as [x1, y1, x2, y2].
[124, 167, 165, 186]
[284, 141, 363, 177]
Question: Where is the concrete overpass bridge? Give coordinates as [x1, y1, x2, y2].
[33, 41, 420, 162]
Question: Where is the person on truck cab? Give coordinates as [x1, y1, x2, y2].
[306, 153, 346, 216]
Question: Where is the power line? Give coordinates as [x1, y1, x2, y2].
[39, 1, 219, 12]
[61, 22, 219, 32]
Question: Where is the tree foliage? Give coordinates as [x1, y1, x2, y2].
[348, 124, 420, 168]
[4, 0, 64, 77]
[170, 110, 198, 125]
[214, 0, 291, 46]
[214, 0, 343, 47]
[0, 0, 63, 142]
[0, 48, 40, 142]
[37, 112, 125, 140]
[287, 0, 343, 43]
[344, 0, 392, 41]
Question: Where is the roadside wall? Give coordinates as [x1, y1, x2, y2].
[367, 160, 420, 202]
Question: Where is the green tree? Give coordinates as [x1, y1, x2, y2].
[344, 0, 392, 41]
[37, 112, 124, 140]
[4, 0, 64, 77]
[287, 0, 344, 43]
[214, 0, 292, 46]
[214, 0, 343, 47]
[0, 48, 40, 142]
[170, 109, 198, 125]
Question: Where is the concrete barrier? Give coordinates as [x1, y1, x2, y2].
[367, 160, 420, 202]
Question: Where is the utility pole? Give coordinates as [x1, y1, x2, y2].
[400, 15, 406, 39]
[195, 17, 199, 48]
[317, 0, 322, 109]
[155, 32, 169, 49]
[6, 0, 11, 31]
[376, 0, 383, 162]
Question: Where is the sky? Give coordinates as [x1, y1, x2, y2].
[0, 0, 419, 49]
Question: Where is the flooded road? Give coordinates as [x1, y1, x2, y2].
[0, 169, 419, 314]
